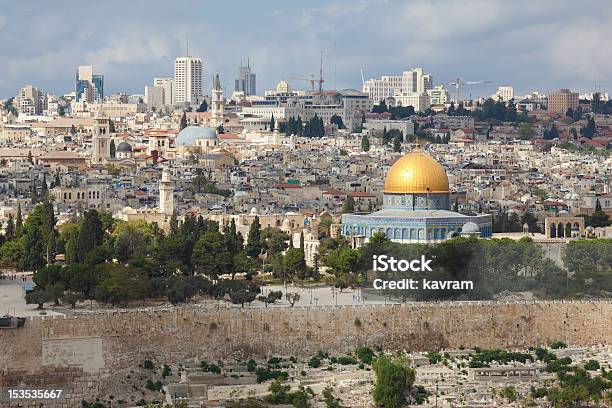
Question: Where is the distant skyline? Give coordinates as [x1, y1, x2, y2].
[2, 0, 612, 99]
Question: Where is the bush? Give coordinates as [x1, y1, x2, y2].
[246, 359, 257, 372]
[337, 355, 357, 365]
[308, 356, 321, 368]
[355, 346, 375, 364]
[255, 367, 288, 383]
[323, 386, 341, 408]
[499, 386, 517, 402]
[143, 360, 154, 370]
[583, 360, 600, 371]
[144, 379, 162, 392]
[161, 364, 171, 378]
[265, 380, 311, 407]
[550, 341, 567, 349]
[200, 360, 221, 374]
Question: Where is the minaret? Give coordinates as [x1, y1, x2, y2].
[159, 167, 174, 216]
[91, 105, 110, 165]
[211, 74, 224, 128]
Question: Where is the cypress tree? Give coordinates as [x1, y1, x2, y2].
[245, 216, 262, 259]
[361, 135, 370, 152]
[5, 213, 15, 241]
[180, 112, 188, 130]
[15, 203, 23, 232]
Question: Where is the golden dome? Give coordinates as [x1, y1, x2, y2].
[384, 150, 449, 193]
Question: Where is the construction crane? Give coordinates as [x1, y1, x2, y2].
[288, 51, 325, 92]
[448, 78, 492, 104]
[287, 75, 320, 92]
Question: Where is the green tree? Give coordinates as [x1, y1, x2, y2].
[518, 123, 534, 140]
[197, 100, 208, 112]
[372, 355, 415, 408]
[77, 210, 104, 262]
[269, 113, 275, 131]
[15, 203, 23, 232]
[330, 114, 344, 129]
[192, 231, 232, 278]
[180, 111, 188, 130]
[110, 139, 116, 158]
[283, 247, 309, 281]
[580, 116, 596, 139]
[261, 228, 289, 261]
[342, 196, 355, 214]
[5, 213, 15, 241]
[108, 119, 116, 133]
[245, 216, 262, 259]
[393, 135, 402, 152]
[361, 135, 370, 152]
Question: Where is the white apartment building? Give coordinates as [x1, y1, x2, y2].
[393, 91, 430, 112]
[427, 85, 450, 105]
[174, 57, 203, 104]
[493, 86, 514, 102]
[153, 77, 175, 105]
[362, 68, 432, 104]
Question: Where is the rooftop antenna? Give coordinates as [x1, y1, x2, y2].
[360, 68, 365, 87]
[186, 33, 190, 57]
[333, 42, 337, 91]
[319, 49, 324, 92]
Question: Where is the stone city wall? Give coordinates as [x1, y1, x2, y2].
[0, 301, 610, 405]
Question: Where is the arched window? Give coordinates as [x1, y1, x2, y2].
[549, 223, 556, 238]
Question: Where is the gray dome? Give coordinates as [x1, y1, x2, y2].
[116, 141, 132, 152]
[461, 222, 480, 234]
[176, 125, 217, 146]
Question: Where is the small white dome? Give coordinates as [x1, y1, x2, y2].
[461, 222, 480, 234]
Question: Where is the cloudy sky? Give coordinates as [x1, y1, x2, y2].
[2, 0, 611, 99]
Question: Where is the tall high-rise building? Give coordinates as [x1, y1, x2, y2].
[174, 57, 203, 104]
[75, 65, 104, 102]
[234, 60, 256, 96]
[363, 68, 432, 104]
[15, 85, 46, 115]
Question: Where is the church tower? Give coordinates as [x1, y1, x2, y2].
[91, 105, 110, 165]
[211, 74, 224, 128]
[159, 167, 174, 216]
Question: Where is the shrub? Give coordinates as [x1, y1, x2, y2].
[308, 356, 321, 368]
[161, 365, 171, 378]
[355, 346, 375, 364]
[255, 367, 288, 383]
[337, 355, 357, 365]
[143, 360, 154, 370]
[323, 386, 341, 408]
[550, 341, 567, 349]
[145, 379, 162, 392]
[584, 360, 600, 371]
